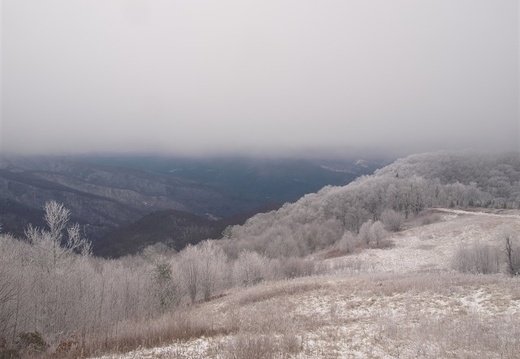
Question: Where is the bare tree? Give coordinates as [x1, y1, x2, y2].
[233, 251, 269, 286]
[25, 201, 91, 271]
[180, 245, 200, 303]
[44, 201, 70, 242]
[501, 226, 520, 275]
[198, 241, 228, 301]
[0, 254, 16, 337]
[369, 221, 387, 246]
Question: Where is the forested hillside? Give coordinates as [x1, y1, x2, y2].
[220, 151, 520, 258]
[1, 151, 520, 358]
[377, 151, 520, 207]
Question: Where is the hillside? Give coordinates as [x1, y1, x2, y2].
[376, 151, 520, 207]
[91, 209, 520, 359]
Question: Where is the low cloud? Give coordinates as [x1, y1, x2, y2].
[1, 0, 518, 156]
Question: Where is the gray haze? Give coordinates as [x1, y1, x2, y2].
[1, 0, 518, 156]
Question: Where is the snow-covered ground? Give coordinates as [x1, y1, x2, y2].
[330, 208, 520, 274]
[91, 209, 520, 359]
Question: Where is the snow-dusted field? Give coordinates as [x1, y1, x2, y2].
[330, 208, 520, 274]
[91, 209, 520, 359]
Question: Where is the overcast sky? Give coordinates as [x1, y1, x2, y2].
[1, 0, 518, 157]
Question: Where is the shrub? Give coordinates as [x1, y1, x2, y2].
[16, 332, 48, 356]
[53, 335, 79, 358]
[336, 231, 358, 254]
[452, 241, 501, 274]
[381, 209, 405, 232]
[420, 213, 442, 225]
[279, 258, 314, 279]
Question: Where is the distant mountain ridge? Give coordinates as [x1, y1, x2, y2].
[0, 154, 387, 253]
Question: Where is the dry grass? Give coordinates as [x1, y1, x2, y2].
[81, 307, 237, 359]
[232, 278, 326, 307]
[87, 272, 520, 359]
[378, 311, 520, 358]
[216, 333, 303, 359]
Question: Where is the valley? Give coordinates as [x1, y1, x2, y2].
[0, 155, 384, 256]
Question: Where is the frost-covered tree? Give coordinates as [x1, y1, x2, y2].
[179, 241, 228, 302]
[197, 241, 228, 301]
[369, 221, 387, 246]
[233, 251, 269, 286]
[358, 220, 373, 245]
[358, 220, 387, 246]
[25, 201, 91, 271]
[180, 245, 200, 303]
[336, 231, 358, 254]
[0, 239, 17, 338]
[381, 209, 405, 232]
